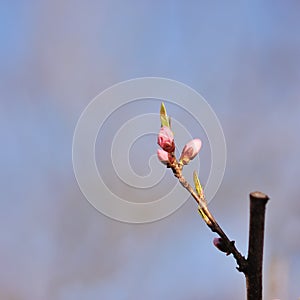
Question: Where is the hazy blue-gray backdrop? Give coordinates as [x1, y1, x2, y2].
[1, 1, 299, 299]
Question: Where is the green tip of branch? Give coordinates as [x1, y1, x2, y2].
[160, 102, 170, 128]
[193, 171, 203, 198]
[193, 171, 208, 207]
[160, 102, 166, 116]
[198, 206, 212, 225]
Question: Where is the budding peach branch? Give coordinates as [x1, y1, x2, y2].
[157, 102, 246, 267]
[156, 102, 269, 300]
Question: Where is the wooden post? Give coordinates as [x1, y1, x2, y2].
[246, 191, 269, 300]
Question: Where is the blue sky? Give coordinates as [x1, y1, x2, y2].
[1, 1, 300, 299]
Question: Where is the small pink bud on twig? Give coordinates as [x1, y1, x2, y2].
[157, 126, 175, 153]
[213, 238, 234, 256]
[213, 238, 228, 253]
[179, 139, 202, 165]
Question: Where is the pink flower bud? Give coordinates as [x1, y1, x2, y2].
[179, 139, 202, 165]
[157, 126, 175, 153]
[213, 238, 233, 255]
[157, 149, 170, 165]
[213, 238, 227, 253]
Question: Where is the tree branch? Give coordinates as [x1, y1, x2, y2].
[158, 103, 270, 300]
[170, 163, 248, 273]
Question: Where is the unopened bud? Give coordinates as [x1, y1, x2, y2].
[179, 139, 202, 165]
[157, 149, 170, 165]
[213, 238, 228, 253]
[157, 126, 175, 153]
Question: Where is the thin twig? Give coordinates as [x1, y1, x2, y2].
[170, 161, 248, 273]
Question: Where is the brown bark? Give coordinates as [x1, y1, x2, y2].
[246, 192, 269, 300]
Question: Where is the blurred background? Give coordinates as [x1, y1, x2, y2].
[1, 1, 300, 299]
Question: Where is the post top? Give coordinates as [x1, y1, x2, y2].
[250, 191, 269, 201]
